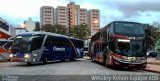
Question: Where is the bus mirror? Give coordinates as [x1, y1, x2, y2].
[107, 46, 109, 49]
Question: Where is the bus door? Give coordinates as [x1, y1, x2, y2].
[95, 41, 102, 62]
[98, 42, 103, 63]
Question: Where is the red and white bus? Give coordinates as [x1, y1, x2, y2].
[89, 21, 147, 69]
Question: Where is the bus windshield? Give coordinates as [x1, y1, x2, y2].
[114, 22, 145, 36]
[116, 42, 130, 53]
[115, 40, 146, 57]
[12, 35, 32, 53]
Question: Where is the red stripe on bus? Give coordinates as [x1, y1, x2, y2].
[0, 48, 6, 52]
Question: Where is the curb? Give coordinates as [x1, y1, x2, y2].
[144, 68, 160, 74]
[83, 57, 91, 60]
[0, 60, 9, 63]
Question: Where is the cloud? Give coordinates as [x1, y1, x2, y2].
[1, 0, 160, 27]
[113, 0, 160, 18]
[0, 0, 70, 25]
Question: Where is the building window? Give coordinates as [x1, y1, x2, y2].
[48, 11, 51, 13]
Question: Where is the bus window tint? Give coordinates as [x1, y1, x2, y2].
[115, 22, 145, 36]
[31, 36, 44, 50]
[45, 35, 68, 47]
[109, 42, 115, 52]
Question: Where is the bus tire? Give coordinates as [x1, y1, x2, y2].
[91, 55, 95, 62]
[60, 59, 65, 62]
[27, 62, 31, 65]
[105, 54, 111, 68]
[42, 57, 47, 64]
[70, 58, 74, 61]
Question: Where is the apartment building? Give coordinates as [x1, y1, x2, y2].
[67, 2, 78, 27]
[88, 9, 100, 36]
[40, 2, 100, 36]
[24, 18, 35, 32]
[78, 8, 88, 25]
[40, 6, 54, 26]
[55, 6, 69, 33]
[67, 2, 88, 26]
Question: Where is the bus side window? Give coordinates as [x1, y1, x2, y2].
[109, 42, 115, 52]
[32, 37, 43, 50]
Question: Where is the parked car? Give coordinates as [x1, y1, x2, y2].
[148, 51, 160, 57]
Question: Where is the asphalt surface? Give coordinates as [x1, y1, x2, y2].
[0, 59, 159, 81]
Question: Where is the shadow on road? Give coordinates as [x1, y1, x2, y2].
[11, 60, 80, 67]
[92, 61, 145, 72]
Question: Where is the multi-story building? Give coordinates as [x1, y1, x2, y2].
[67, 2, 88, 26]
[67, 2, 78, 27]
[40, 6, 54, 26]
[15, 27, 28, 35]
[78, 8, 88, 25]
[9, 25, 16, 36]
[0, 17, 16, 39]
[55, 6, 69, 34]
[24, 18, 35, 32]
[88, 9, 100, 36]
[40, 2, 100, 36]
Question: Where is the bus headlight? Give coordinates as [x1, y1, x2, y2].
[24, 54, 30, 59]
[9, 54, 13, 58]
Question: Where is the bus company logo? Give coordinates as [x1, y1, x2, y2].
[53, 46, 65, 51]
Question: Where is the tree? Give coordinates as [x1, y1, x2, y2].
[41, 24, 53, 32]
[144, 24, 160, 49]
[53, 24, 67, 35]
[34, 22, 40, 31]
[70, 23, 90, 40]
[41, 24, 68, 35]
[156, 38, 160, 52]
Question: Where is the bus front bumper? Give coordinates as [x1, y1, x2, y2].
[10, 57, 26, 62]
[112, 59, 147, 69]
[10, 56, 31, 62]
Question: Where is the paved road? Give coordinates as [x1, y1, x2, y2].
[0, 59, 159, 81]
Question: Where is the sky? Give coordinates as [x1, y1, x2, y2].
[0, 0, 160, 28]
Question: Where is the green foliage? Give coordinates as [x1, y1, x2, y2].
[41, 24, 53, 32]
[145, 24, 160, 43]
[156, 38, 160, 49]
[145, 24, 160, 50]
[41, 24, 67, 35]
[70, 23, 90, 40]
[54, 24, 67, 35]
[34, 22, 40, 31]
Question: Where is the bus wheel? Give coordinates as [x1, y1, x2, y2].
[91, 56, 95, 62]
[42, 57, 47, 64]
[105, 54, 110, 68]
[105, 59, 108, 67]
[27, 62, 31, 65]
[70, 58, 75, 61]
[60, 59, 65, 62]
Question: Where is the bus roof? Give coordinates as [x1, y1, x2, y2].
[16, 32, 83, 41]
[0, 39, 13, 41]
[110, 21, 143, 25]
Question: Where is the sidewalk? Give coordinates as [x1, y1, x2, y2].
[83, 56, 91, 60]
[144, 58, 160, 74]
[0, 60, 8, 63]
